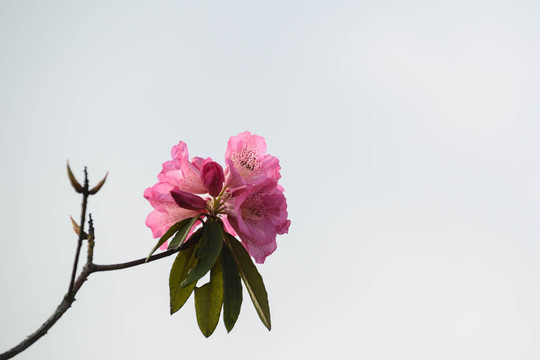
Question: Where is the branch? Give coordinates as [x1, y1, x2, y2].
[0, 165, 179, 360]
[0, 265, 92, 360]
[91, 248, 180, 272]
[0, 249, 180, 360]
[68, 167, 89, 298]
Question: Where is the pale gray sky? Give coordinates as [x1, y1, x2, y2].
[1, 1, 540, 359]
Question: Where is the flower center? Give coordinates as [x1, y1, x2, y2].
[207, 186, 229, 217]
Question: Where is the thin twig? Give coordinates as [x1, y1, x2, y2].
[87, 214, 95, 264]
[91, 248, 181, 272]
[0, 249, 180, 360]
[68, 167, 89, 298]
[0, 166, 183, 360]
[0, 264, 91, 360]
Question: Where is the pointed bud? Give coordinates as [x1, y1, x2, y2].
[200, 161, 224, 197]
[70, 216, 89, 239]
[67, 161, 84, 193]
[89, 172, 108, 195]
[171, 189, 207, 210]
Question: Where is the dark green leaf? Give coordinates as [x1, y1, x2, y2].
[194, 257, 224, 337]
[181, 217, 223, 288]
[179, 226, 203, 250]
[146, 217, 196, 262]
[225, 233, 271, 330]
[221, 243, 242, 332]
[168, 216, 199, 250]
[169, 241, 198, 314]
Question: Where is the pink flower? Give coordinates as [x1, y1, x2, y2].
[225, 178, 290, 263]
[144, 132, 290, 263]
[143, 183, 201, 240]
[225, 131, 281, 188]
[144, 141, 208, 240]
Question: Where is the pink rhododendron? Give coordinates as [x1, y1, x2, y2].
[225, 131, 281, 188]
[144, 131, 290, 263]
[225, 178, 290, 263]
[144, 142, 208, 239]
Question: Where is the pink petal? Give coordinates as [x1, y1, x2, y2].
[225, 178, 289, 263]
[221, 215, 237, 237]
[243, 238, 277, 264]
[224, 131, 281, 188]
[144, 184, 201, 238]
[144, 205, 199, 238]
[156, 142, 207, 194]
[161, 141, 189, 173]
[157, 161, 206, 194]
[190, 156, 206, 170]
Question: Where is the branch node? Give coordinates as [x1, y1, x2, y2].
[87, 214, 95, 264]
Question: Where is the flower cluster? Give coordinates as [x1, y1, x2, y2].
[144, 131, 290, 263]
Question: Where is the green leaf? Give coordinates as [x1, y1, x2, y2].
[181, 217, 224, 288]
[168, 216, 199, 250]
[194, 257, 224, 337]
[169, 241, 199, 314]
[221, 243, 242, 332]
[225, 233, 271, 330]
[146, 217, 196, 262]
[179, 226, 203, 250]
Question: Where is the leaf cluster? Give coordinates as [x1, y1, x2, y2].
[148, 216, 271, 337]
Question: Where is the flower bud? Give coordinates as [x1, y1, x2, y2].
[171, 189, 207, 210]
[200, 161, 225, 197]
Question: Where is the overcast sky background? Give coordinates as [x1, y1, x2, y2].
[1, 1, 540, 359]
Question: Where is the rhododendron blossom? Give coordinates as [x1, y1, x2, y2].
[144, 131, 290, 263]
